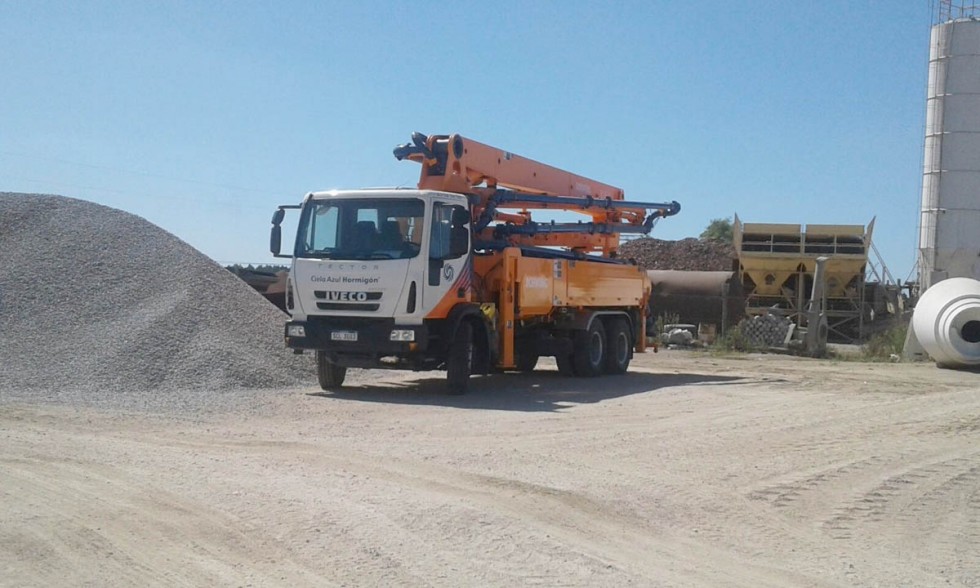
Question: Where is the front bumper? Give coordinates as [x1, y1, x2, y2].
[285, 317, 431, 368]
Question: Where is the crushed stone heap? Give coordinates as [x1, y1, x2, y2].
[0, 193, 313, 407]
[619, 237, 736, 272]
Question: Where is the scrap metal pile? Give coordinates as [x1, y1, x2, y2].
[619, 238, 735, 271]
[738, 312, 795, 349]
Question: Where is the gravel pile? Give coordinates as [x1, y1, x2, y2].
[0, 193, 315, 412]
[620, 237, 736, 271]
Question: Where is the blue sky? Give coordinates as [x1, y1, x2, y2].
[2, 1, 933, 280]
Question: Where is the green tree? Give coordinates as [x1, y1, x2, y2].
[700, 217, 733, 243]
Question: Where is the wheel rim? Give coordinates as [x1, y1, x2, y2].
[590, 331, 603, 365]
[615, 331, 629, 365]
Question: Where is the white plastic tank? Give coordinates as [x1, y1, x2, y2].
[919, 18, 980, 289]
[911, 277, 980, 367]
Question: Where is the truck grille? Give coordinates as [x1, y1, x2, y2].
[313, 290, 382, 311]
[316, 302, 381, 311]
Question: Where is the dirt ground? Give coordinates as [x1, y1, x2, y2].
[2, 351, 979, 587]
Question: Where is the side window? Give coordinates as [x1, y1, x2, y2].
[430, 204, 453, 260]
[430, 203, 469, 260]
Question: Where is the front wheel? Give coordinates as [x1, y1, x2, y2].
[316, 350, 347, 390]
[446, 321, 473, 395]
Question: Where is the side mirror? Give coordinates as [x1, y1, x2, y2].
[270, 204, 301, 258]
[451, 207, 470, 227]
[449, 226, 469, 258]
[448, 206, 470, 258]
[270, 225, 282, 256]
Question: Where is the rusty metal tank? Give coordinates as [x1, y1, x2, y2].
[646, 270, 745, 331]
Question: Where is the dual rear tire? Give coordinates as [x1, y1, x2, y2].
[572, 320, 606, 377]
[604, 319, 632, 375]
[564, 317, 632, 377]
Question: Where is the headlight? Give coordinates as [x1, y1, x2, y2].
[287, 324, 306, 337]
[390, 329, 415, 341]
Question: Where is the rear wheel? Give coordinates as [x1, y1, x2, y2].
[316, 350, 347, 390]
[573, 320, 606, 377]
[446, 321, 473, 395]
[604, 319, 632, 375]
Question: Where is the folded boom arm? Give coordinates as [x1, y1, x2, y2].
[394, 132, 680, 255]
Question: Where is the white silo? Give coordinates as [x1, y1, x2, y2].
[918, 9, 980, 290]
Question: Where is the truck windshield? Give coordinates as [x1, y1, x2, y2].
[295, 198, 425, 260]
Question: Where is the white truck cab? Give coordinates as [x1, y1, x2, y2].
[271, 189, 475, 385]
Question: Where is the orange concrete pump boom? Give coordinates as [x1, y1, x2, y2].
[394, 132, 680, 255]
[395, 132, 623, 200]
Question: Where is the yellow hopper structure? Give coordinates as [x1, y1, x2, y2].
[734, 215, 873, 342]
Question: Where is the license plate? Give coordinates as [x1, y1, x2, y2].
[330, 331, 358, 342]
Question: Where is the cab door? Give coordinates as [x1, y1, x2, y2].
[422, 200, 471, 319]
